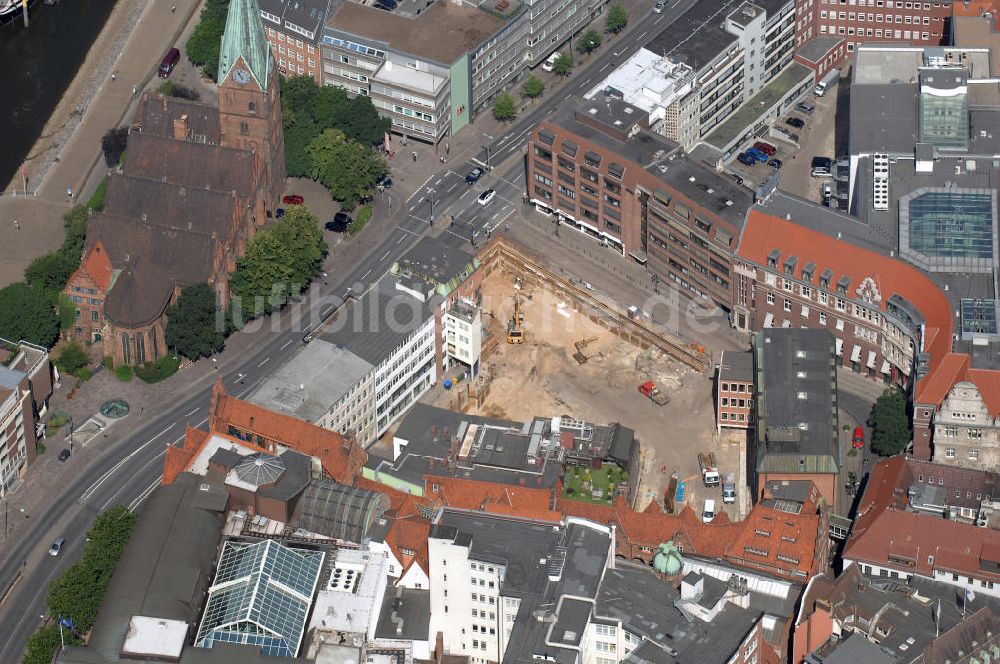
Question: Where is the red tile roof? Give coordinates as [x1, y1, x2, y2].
[79, 241, 114, 291]
[738, 210, 954, 406]
[162, 426, 210, 485]
[208, 379, 366, 484]
[844, 457, 1000, 580]
[426, 476, 561, 522]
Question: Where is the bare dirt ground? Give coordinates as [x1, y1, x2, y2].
[424, 265, 741, 513]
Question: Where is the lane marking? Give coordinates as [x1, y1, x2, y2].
[280, 338, 294, 350]
[362, 268, 372, 279]
[434, 178, 443, 185]
[397, 226, 420, 237]
[127, 475, 163, 512]
[322, 305, 334, 317]
[380, 250, 391, 261]
[185, 407, 199, 416]
[81, 423, 175, 500]
[638, 30, 648, 38]
[397, 236, 405, 244]
[600, 63, 610, 72]
[257, 357, 270, 368]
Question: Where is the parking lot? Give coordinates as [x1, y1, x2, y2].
[724, 74, 842, 204]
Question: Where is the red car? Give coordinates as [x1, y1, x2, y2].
[852, 426, 865, 449]
[282, 194, 304, 205]
[753, 141, 776, 156]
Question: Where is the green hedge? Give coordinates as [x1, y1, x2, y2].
[347, 204, 372, 236]
[115, 365, 133, 382]
[22, 507, 136, 663]
[135, 355, 180, 384]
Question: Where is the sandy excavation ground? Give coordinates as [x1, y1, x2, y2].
[425, 266, 735, 511]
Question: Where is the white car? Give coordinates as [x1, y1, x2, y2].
[541, 52, 560, 72]
[702, 499, 716, 523]
[478, 189, 497, 206]
[49, 538, 66, 556]
[653, 1, 665, 12]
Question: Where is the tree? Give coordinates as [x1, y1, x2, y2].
[606, 3, 628, 33]
[868, 387, 911, 456]
[22, 626, 67, 664]
[492, 92, 517, 122]
[0, 283, 60, 348]
[101, 126, 129, 167]
[185, 16, 225, 80]
[306, 129, 388, 207]
[25, 253, 77, 292]
[165, 283, 225, 360]
[521, 75, 544, 101]
[230, 206, 327, 321]
[552, 51, 574, 77]
[577, 29, 603, 54]
[283, 122, 321, 178]
[156, 81, 200, 101]
[56, 341, 89, 376]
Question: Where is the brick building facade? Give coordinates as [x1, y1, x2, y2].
[795, 0, 954, 54]
[717, 349, 755, 430]
[260, 0, 330, 82]
[526, 101, 752, 310]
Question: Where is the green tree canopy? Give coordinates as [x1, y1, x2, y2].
[552, 52, 574, 77]
[230, 206, 327, 321]
[165, 283, 226, 360]
[521, 75, 544, 101]
[185, 17, 225, 80]
[0, 283, 60, 348]
[606, 3, 628, 33]
[56, 341, 90, 376]
[306, 129, 388, 207]
[577, 29, 603, 54]
[492, 92, 517, 122]
[25, 252, 77, 292]
[868, 387, 911, 456]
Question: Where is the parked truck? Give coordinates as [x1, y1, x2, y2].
[723, 473, 736, 504]
[698, 452, 720, 487]
[814, 69, 839, 96]
[639, 381, 670, 405]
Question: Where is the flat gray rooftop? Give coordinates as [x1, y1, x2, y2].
[795, 36, 843, 63]
[645, 0, 740, 73]
[248, 339, 373, 423]
[550, 102, 754, 227]
[756, 190, 896, 255]
[318, 277, 438, 365]
[375, 587, 430, 641]
[756, 329, 840, 474]
[719, 349, 753, 383]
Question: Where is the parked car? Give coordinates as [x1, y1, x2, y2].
[753, 141, 776, 156]
[541, 52, 560, 72]
[785, 117, 805, 129]
[282, 194, 304, 205]
[378, 176, 393, 189]
[728, 172, 744, 185]
[795, 101, 815, 114]
[465, 167, 483, 184]
[157, 48, 180, 78]
[746, 148, 769, 163]
[49, 538, 66, 557]
[736, 152, 756, 166]
[852, 426, 865, 449]
[768, 159, 783, 169]
[653, 0, 665, 12]
[275, 208, 286, 218]
[58, 448, 71, 462]
[702, 499, 716, 524]
[325, 212, 351, 232]
[811, 156, 832, 177]
[477, 188, 497, 206]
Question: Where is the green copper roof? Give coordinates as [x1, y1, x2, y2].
[217, 0, 272, 90]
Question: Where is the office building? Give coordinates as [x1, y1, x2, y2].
[260, 0, 333, 81]
[717, 349, 755, 430]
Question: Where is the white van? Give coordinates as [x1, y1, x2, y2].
[541, 52, 560, 72]
[702, 499, 716, 523]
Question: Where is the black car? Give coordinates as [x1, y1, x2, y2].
[785, 117, 805, 129]
[768, 159, 783, 169]
[736, 152, 756, 166]
[58, 449, 71, 462]
[728, 173, 744, 185]
[378, 176, 393, 189]
[465, 167, 483, 184]
[325, 212, 351, 232]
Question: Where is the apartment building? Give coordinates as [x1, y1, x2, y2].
[585, 0, 799, 153]
[248, 238, 476, 447]
[320, 0, 604, 143]
[795, 0, 953, 54]
[260, 0, 331, 81]
[0, 339, 51, 495]
[930, 377, 1000, 470]
[843, 456, 1000, 599]
[717, 349, 755, 430]
[526, 99, 753, 309]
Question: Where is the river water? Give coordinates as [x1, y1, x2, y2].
[0, 0, 116, 186]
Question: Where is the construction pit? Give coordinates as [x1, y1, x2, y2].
[424, 250, 743, 515]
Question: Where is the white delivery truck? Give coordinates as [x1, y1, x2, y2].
[814, 69, 839, 96]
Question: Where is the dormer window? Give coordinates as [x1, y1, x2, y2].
[801, 262, 815, 282]
[783, 256, 798, 275]
[837, 275, 851, 294]
[819, 268, 833, 288]
[766, 249, 780, 268]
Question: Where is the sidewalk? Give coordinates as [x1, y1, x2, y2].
[0, 0, 203, 286]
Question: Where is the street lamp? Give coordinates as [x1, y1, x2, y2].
[425, 189, 435, 225]
[482, 134, 494, 170]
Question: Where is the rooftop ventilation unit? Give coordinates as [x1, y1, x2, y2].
[872, 153, 889, 211]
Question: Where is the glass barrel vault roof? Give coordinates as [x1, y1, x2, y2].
[907, 190, 993, 259]
[195, 539, 325, 657]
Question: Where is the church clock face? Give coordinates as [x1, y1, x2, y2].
[232, 68, 251, 85]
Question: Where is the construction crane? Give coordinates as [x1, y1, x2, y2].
[507, 296, 524, 344]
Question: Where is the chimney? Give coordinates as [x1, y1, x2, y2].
[173, 114, 189, 140]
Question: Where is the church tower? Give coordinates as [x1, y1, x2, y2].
[217, 0, 285, 210]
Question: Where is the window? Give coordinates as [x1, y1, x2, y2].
[783, 298, 792, 312]
[767, 292, 775, 304]
[969, 449, 980, 460]
[819, 312, 827, 325]
[945, 448, 956, 458]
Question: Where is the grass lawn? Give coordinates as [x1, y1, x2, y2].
[562, 464, 628, 504]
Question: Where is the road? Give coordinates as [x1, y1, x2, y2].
[0, 0, 701, 657]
